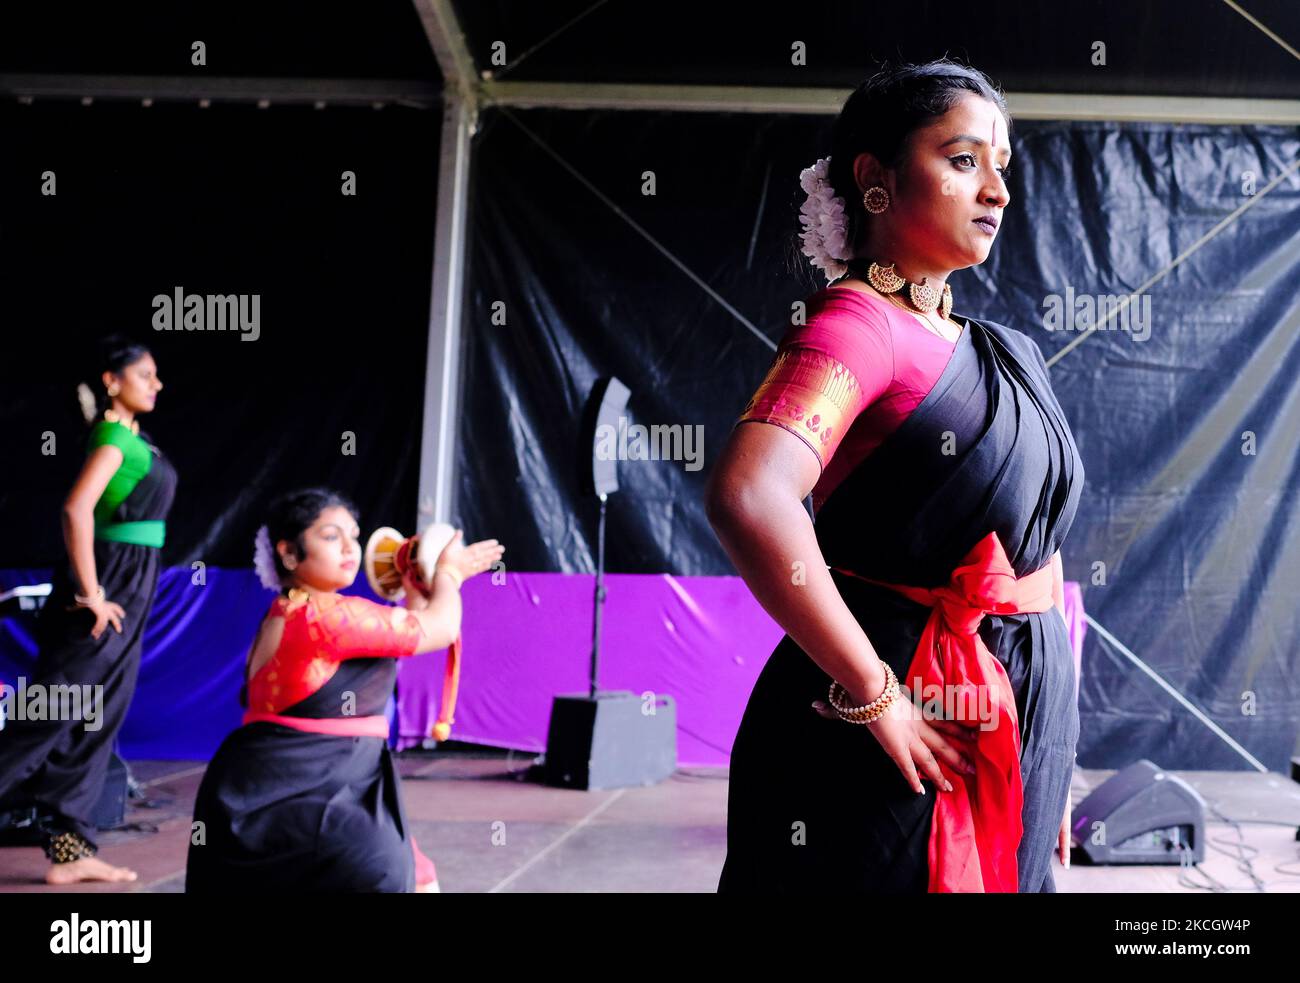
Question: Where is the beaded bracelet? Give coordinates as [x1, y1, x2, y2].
[828, 662, 900, 725]
[74, 585, 105, 607]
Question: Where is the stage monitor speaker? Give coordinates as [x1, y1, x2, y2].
[93, 751, 129, 831]
[1071, 758, 1206, 866]
[578, 376, 631, 497]
[0, 804, 44, 846]
[0, 583, 52, 615]
[541, 691, 677, 790]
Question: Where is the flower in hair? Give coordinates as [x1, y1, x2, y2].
[798, 156, 850, 283]
[252, 524, 282, 592]
[76, 382, 98, 424]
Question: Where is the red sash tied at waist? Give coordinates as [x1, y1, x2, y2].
[833, 530, 1059, 893]
[241, 710, 391, 739]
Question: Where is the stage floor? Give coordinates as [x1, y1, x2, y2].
[2, 752, 1298, 892]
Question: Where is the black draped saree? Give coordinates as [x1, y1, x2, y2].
[186, 592, 423, 893]
[0, 419, 177, 857]
[718, 314, 1084, 893]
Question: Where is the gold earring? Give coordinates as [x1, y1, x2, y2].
[862, 186, 890, 214]
[106, 384, 121, 397]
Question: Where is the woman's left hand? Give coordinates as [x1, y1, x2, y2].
[436, 530, 505, 585]
[1058, 801, 1071, 868]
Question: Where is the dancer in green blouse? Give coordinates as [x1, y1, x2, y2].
[0, 336, 176, 884]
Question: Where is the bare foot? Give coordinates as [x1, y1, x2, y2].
[45, 857, 139, 885]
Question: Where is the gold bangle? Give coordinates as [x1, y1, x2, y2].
[828, 662, 899, 725]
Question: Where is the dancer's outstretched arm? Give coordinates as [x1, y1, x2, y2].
[398, 532, 504, 654]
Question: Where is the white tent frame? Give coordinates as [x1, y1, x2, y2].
[410, 0, 1300, 527]
[4, 5, 1294, 525]
[411, 1, 1292, 772]
[0, 2, 1285, 769]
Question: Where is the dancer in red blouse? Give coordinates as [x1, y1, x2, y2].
[186, 488, 503, 892]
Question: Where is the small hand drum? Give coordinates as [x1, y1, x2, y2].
[363, 522, 456, 601]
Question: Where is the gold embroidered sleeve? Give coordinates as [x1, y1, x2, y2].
[734, 346, 863, 468]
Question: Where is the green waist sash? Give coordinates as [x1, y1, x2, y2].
[95, 520, 166, 548]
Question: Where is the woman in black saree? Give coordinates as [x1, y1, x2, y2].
[0, 336, 174, 884]
[708, 60, 1084, 893]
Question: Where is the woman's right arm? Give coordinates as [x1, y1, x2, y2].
[705, 421, 888, 707]
[401, 570, 463, 655]
[705, 421, 971, 793]
[62, 444, 127, 639]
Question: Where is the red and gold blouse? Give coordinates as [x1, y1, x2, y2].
[244, 592, 423, 736]
[736, 286, 961, 510]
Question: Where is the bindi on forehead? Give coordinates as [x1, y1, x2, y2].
[974, 103, 1005, 149]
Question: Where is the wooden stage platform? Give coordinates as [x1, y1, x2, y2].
[2, 751, 1298, 893]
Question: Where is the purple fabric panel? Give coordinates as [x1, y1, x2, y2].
[0, 567, 266, 760]
[3, 568, 1088, 766]
[395, 574, 1089, 766]
[396, 572, 785, 766]
[0, 567, 385, 760]
[1062, 580, 1088, 697]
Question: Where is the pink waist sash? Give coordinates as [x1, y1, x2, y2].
[241, 710, 390, 739]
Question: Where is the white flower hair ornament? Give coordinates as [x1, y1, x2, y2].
[798, 156, 851, 283]
[253, 524, 283, 592]
[76, 382, 98, 424]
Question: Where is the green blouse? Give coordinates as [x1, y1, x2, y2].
[87, 420, 165, 547]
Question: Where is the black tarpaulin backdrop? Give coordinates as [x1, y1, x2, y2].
[0, 100, 439, 567]
[459, 107, 1300, 772]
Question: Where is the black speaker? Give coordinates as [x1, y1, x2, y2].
[92, 751, 129, 831]
[577, 376, 631, 497]
[549, 378, 678, 790]
[541, 691, 677, 790]
[1070, 758, 1206, 865]
[0, 756, 129, 840]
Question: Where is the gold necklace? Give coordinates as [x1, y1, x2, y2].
[850, 259, 954, 320]
[102, 409, 140, 435]
[879, 289, 962, 343]
[839, 271, 961, 343]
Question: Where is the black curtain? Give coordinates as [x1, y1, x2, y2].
[459, 106, 1300, 771]
[1, 98, 441, 567]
